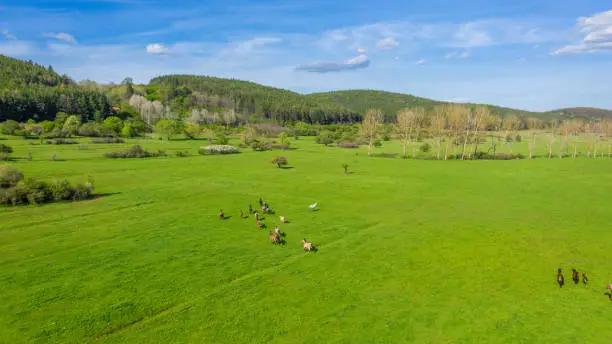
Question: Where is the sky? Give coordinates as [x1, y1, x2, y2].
[0, 0, 611, 111]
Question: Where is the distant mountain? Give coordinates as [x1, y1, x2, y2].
[554, 107, 612, 119]
[0, 54, 113, 122]
[1, 53, 610, 124]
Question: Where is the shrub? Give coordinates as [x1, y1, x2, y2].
[272, 156, 288, 168]
[46, 138, 78, 145]
[215, 133, 230, 145]
[504, 135, 514, 142]
[372, 152, 397, 158]
[0, 144, 12, 154]
[72, 182, 94, 200]
[382, 133, 392, 141]
[49, 179, 74, 201]
[337, 141, 359, 148]
[0, 166, 24, 188]
[78, 122, 102, 137]
[420, 142, 431, 153]
[373, 139, 383, 148]
[91, 138, 125, 144]
[251, 140, 272, 151]
[105, 145, 165, 158]
[198, 145, 239, 155]
[316, 134, 334, 146]
[0, 120, 22, 135]
[174, 151, 190, 157]
[515, 134, 522, 142]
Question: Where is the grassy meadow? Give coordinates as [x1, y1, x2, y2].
[1, 134, 612, 343]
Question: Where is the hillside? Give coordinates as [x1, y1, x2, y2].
[0, 55, 114, 122]
[556, 107, 612, 119]
[305, 90, 568, 120]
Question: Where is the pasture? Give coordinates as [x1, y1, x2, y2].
[1, 134, 612, 343]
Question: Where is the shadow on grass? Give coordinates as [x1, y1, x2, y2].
[96, 192, 122, 198]
[279, 166, 294, 170]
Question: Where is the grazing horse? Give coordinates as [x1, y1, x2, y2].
[572, 269, 580, 284]
[256, 220, 262, 229]
[274, 224, 281, 236]
[280, 216, 287, 223]
[269, 231, 280, 244]
[606, 284, 612, 300]
[254, 211, 259, 221]
[302, 238, 313, 252]
[240, 209, 244, 218]
[218, 209, 224, 220]
[582, 273, 589, 286]
[557, 268, 565, 288]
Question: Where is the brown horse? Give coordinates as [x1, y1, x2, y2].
[582, 272, 588, 286]
[606, 284, 612, 300]
[302, 238, 313, 252]
[218, 209, 224, 220]
[269, 231, 280, 244]
[572, 269, 580, 284]
[256, 220, 262, 229]
[557, 268, 564, 288]
[274, 225, 281, 236]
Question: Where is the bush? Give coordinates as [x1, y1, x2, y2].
[337, 141, 359, 148]
[0, 144, 13, 154]
[272, 156, 288, 168]
[0, 166, 24, 188]
[373, 139, 383, 148]
[91, 138, 125, 144]
[174, 151, 190, 157]
[215, 133, 230, 145]
[0, 153, 10, 161]
[420, 142, 431, 153]
[198, 145, 239, 155]
[515, 134, 522, 142]
[78, 122, 102, 137]
[372, 152, 397, 158]
[0, 167, 94, 206]
[382, 133, 392, 141]
[0, 120, 22, 135]
[105, 145, 165, 158]
[504, 135, 514, 142]
[251, 140, 272, 151]
[46, 138, 78, 145]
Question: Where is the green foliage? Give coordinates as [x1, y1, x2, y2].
[0, 55, 113, 122]
[0, 120, 22, 135]
[214, 132, 230, 145]
[46, 138, 78, 145]
[515, 134, 522, 142]
[102, 116, 124, 137]
[105, 145, 165, 158]
[271, 156, 288, 168]
[62, 115, 82, 136]
[420, 142, 431, 153]
[316, 132, 335, 146]
[121, 123, 136, 138]
[155, 119, 184, 140]
[0, 143, 13, 153]
[78, 122, 102, 137]
[337, 141, 359, 148]
[0, 165, 94, 205]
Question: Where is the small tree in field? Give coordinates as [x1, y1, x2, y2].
[156, 119, 184, 140]
[272, 156, 288, 168]
[361, 108, 384, 155]
[278, 132, 290, 149]
[342, 163, 349, 174]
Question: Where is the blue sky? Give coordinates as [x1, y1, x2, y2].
[0, 0, 611, 111]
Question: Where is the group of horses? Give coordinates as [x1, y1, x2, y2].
[218, 197, 315, 252]
[557, 268, 612, 300]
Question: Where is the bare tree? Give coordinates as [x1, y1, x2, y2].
[447, 104, 470, 159]
[488, 114, 502, 156]
[470, 106, 493, 158]
[431, 105, 447, 160]
[361, 108, 385, 155]
[547, 119, 559, 159]
[222, 108, 237, 130]
[396, 108, 417, 159]
[527, 117, 541, 160]
[501, 115, 519, 153]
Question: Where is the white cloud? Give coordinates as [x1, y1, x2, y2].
[445, 50, 470, 59]
[42, 32, 77, 44]
[415, 59, 427, 65]
[552, 10, 612, 55]
[356, 47, 366, 53]
[376, 37, 399, 50]
[452, 23, 492, 47]
[146, 43, 170, 55]
[0, 40, 38, 56]
[295, 54, 370, 73]
[225, 37, 282, 55]
[2, 30, 16, 40]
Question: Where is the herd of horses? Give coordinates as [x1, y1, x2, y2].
[218, 197, 315, 252]
[557, 268, 612, 300]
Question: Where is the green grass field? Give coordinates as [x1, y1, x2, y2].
[1, 135, 612, 343]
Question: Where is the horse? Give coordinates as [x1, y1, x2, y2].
[274, 224, 281, 236]
[582, 272, 589, 286]
[302, 238, 313, 252]
[606, 284, 612, 300]
[269, 231, 280, 244]
[572, 269, 580, 284]
[240, 210, 244, 218]
[256, 220, 262, 229]
[218, 209, 224, 220]
[254, 211, 259, 221]
[280, 216, 287, 223]
[557, 268, 564, 288]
